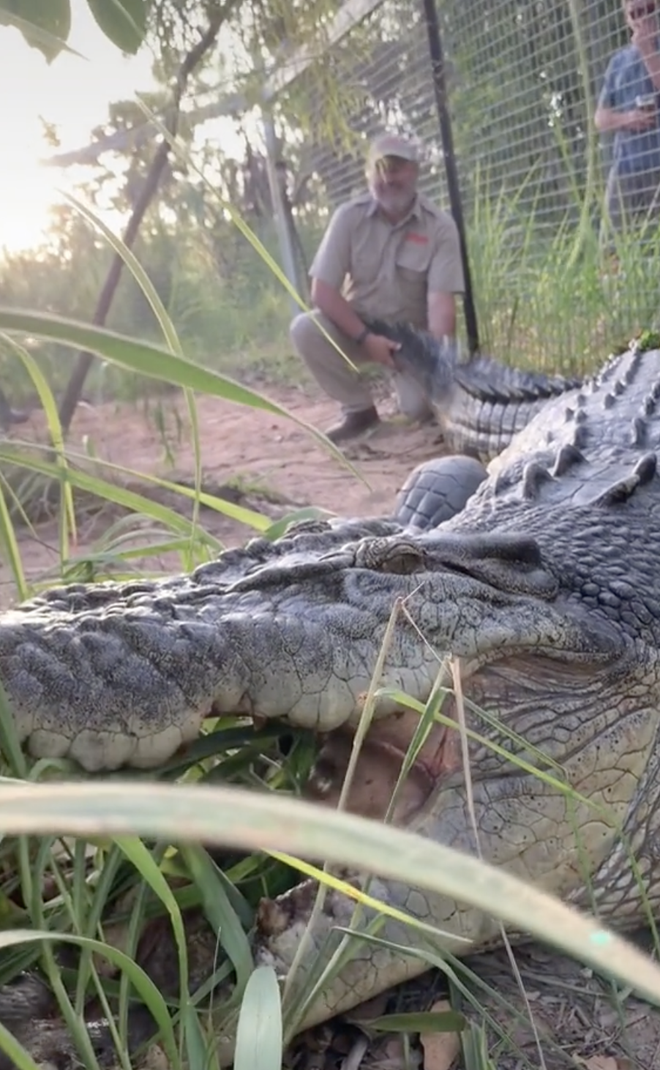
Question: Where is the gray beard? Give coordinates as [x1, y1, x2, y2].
[370, 187, 416, 217]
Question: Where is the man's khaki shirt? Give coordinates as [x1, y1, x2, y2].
[309, 192, 465, 328]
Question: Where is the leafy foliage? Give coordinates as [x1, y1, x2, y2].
[0, 0, 149, 60]
[86, 0, 149, 55]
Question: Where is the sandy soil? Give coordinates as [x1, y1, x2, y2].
[0, 378, 445, 608]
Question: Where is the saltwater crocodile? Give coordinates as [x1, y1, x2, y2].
[363, 316, 584, 529]
[1, 337, 660, 1066]
[364, 315, 583, 463]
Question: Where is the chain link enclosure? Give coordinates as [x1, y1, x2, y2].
[268, 0, 660, 375]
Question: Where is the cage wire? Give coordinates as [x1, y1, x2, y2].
[264, 0, 660, 374]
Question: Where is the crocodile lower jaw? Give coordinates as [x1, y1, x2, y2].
[303, 710, 456, 826]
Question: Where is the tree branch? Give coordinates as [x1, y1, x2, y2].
[57, 7, 226, 435]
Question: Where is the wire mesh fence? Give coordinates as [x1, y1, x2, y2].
[268, 0, 660, 377]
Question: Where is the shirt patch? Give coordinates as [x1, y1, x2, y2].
[405, 232, 428, 244]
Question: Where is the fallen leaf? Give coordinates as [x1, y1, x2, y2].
[583, 1058, 620, 1070]
[420, 1000, 462, 1070]
[346, 993, 389, 1024]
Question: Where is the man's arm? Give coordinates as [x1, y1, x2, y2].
[639, 48, 660, 87]
[594, 102, 655, 133]
[311, 278, 400, 367]
[311, 278, 368, 343]
[426, 214, 463, 340]
[309, 204, 365, 340]
[594, 48, 656, 132]
[634, 17, 660, 88]
[427, 290, 457, 340]
[309, 205, 399, 368]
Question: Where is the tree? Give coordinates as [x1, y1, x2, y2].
[0, 0, 354, 431]
[0, 0, 149, 59]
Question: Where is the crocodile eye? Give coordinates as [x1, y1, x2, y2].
[355, 537, 425, 573]
[379, 548, 425, 575]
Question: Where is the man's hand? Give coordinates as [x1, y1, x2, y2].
[362, 333, 400, 368]
[622, 106, 657, 130]
[632, 14, 658, 51]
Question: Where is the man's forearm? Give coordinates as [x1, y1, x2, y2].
[638, 41, 660, 88]
[595, 104, 631, 133]
[311, 279, 367, 342]
[427, 291, 457, 340]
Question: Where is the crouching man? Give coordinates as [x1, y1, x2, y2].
[290, 133, 465, 444]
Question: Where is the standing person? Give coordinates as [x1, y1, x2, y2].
[595, 0, 660, 233]
[289, 133, 465, 444]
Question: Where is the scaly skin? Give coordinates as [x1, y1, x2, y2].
[2, 341, 660, 1065]
[0, 517, 402, 770]
[363, 316, 582, 462]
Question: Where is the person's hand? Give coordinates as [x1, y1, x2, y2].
[362, 332, 400, 367]
[631, 14, 658, 51]
[623, 106, 657, 130]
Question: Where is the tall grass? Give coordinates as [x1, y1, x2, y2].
[467, 179, 660, 377]
[3, 180, 660, 413]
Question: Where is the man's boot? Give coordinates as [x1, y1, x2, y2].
[325, 406, 380, 444]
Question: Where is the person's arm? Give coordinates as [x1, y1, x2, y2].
[634, 16, 660, 88]
[594, 49, 656, 133]
[427, 291, 457, 340]
[310, 278, 367, 343]
[312, 278, 400, 366]
[309, 207, 399, 367]
[640, 48, 660, 88]
[425, 215, 464, 341]
[594, 102, 656, 133]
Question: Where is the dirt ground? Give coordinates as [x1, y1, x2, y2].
[1, 377, 445, 609]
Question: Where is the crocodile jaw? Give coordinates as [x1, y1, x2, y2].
[246, 641, 659, 1043]
[0, 529, 626, 773]
[304, 644, 655, 888]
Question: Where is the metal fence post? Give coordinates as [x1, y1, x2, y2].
[421, 0, 480, 355]
[262, 113, 303, 316]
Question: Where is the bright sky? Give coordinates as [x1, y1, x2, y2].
[0, 0, 156, 254]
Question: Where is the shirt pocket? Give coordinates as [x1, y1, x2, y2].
[350, 244, 383, 287]
[395, 240, 431, 302]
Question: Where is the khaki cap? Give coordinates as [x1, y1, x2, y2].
[368, 133, 421, 165]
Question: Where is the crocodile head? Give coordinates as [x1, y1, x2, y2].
[292, 520, 650, 909]
[241, 456, 660, 1031]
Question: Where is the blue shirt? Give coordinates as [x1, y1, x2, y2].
[598, 42, 660, 174]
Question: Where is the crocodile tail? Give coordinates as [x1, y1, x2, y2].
[455, 355, 583, 404]
[359, 317, 458, 401]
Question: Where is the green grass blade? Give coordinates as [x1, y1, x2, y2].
[180, 845, 253, 994]
[0, 480, 28, 602]
[0, 445, 223, 548]
[364, 1010, 466, 1033]
[0, 781, 659, 1006]
[57, 444, 275, 532]
[113, 834, 189, 1058]
[0, 928, 178, 1066]
[182, 1001, 216, 1070]
[233, 966, 283, 1070]
[0, 308, 365, 483]
[61, 190, 207, 557]
[0, 1022, 41, 1070]
[1, 332, 77, 552]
